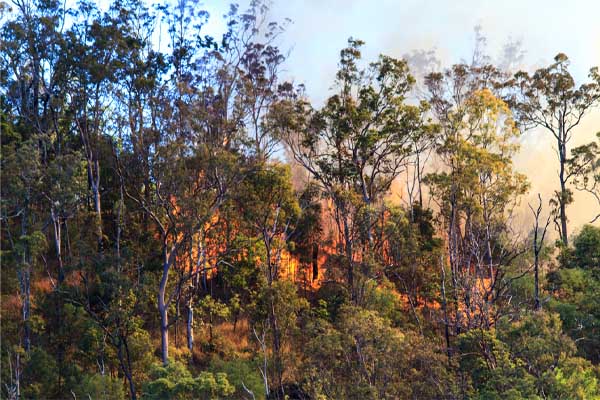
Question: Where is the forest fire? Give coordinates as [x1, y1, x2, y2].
[2, 1, 599, 399]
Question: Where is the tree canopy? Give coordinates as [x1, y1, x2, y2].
[1, 1, 599, 399]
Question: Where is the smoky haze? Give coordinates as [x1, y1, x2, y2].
[258, 0, 600, 236]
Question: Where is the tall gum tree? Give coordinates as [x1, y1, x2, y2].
[276, 39, 428, 301]
[425, 64, 529, 352]
[118, 0, 291, 366]
[568, 132, 600, 224]
[505, 54, 600, 245]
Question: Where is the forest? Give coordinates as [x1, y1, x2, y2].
[1, 0, 600, 398]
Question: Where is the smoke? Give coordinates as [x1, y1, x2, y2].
[262, 0, 600, 237]
[514, 112, 600, 237]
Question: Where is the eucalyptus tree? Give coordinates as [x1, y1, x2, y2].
[506, 55, 600, 244]
[568, 132, 600, 224]
[528, 194, 551, 311]
[235, 163, 300, 397]
[65, 1, 127, 253]
[277, 39, 427, 300]
[116, 0, 291, 366]
[0, 0, 73, 359]
[0, 137, 46, 365]
[425, 63, 529, 349]
[1, 1, 159, 397]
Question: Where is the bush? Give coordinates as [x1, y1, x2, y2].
[142, 360, 235, 400]
[209, 358, 266, 400]
[73, 374, 126, 400]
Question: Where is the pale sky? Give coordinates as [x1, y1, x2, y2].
[205, 0, 600, 232]
[263, 0, 600, 103]
[262, 0, 600, 233]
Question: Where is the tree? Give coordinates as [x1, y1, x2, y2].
[547, 267, 600, 364]
[142, 361, 235, 400]
[66, 1, 127, 253]
[118, 0, 288, 365]
[568, 132, 600, 223]
[458, 311, 600, 399]
[382, 204, 441, 334]
[506, 55, 600, 244]
[278, 38, 426, 300]
[425, 64, 529, 346]
[235, 164, 301, 398]
[528, 194, 550, 310]
[250, 280, 308, 399]
[3, 2, 600, 399]
[0, 0, 71, 358]
[300, 304, 454, 399]
[571, 224, 600, 272]
[548, 225, 600, 363]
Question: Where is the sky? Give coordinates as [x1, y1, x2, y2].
[264, 0, 600, 102]
[203, 0, 600, 233]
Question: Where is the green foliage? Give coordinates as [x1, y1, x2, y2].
[548, 267, 600, 363]
[252, 281, 309, 330]
[457, 328, 538, 399]
[142, 361, 235, 400]
[301, 305, 453, 399]
[209, 358, 266, 400]
[572, 224, 600, 272]
[73, 374, 127, 400]
[198, 295, 232, 351]
[496, 312, 576, 379]
[361, 279, 405, 326]
[547, 225, 600, 363]
[2, 2, 600, 400]
[382, 204, 441, 324]
[547, 357, 600, 400]
[314, 282, 350, 322]
[21, 347, 59, 399]
[457, 311, 600, 399]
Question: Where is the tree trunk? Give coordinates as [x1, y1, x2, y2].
[18, 268, 31, 353]
[534, 255, 541, 311]
[531, 194, 550, 311]
[116, 180, 124, 272]
[448, 196, 461, 336]
[117, 338, 137, 400]
[187, 302, 194, 352]
[92, 160, 103, 252]
[312, 243, 319, 281]
[343, 212, 354, 300]
[158, 298, 169, 365]
[51, 209, 64, 283]
[126, 372, 137, 400]
[81, 120, 104, 254]
[439, 256, 452, 361]
[558, 132, 569, 245]
[19, 205, 32, 353]
[159, 247, 171, 365]
[270, 299, 284, 399]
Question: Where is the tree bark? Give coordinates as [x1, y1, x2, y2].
[158, 297, 169, 365]
[117, 337, 137, 400]
[534, 249, 541, 311]
[51, 208, 64, 283]
[91, 158, 104, 252]
[343, 212, 354, 300]
[558, 129, 569, 245]
[187, 301, 194, 352]
[19, 204, 32, 353]
[158, 246, 172, 365]
[440, 256, 452, 361]
[270, 299, 284, 399]
[530, 194, 550, 311]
